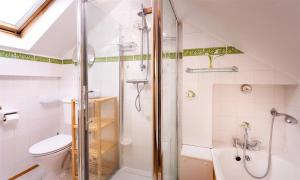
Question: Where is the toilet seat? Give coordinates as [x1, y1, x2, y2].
[29, 134, 72, 157]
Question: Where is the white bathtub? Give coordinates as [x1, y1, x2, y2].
[212, 146, 299, 180]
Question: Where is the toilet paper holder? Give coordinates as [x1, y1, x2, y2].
[0, 109, 18, 123]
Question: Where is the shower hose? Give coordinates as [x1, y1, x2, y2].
[242, 115, 275, 179]
[135, 83, 145, 112]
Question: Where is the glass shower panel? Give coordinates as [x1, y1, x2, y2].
[162, 0, 178, 179]
[84, 0, 153, 179]
[85, 1, 121, 179]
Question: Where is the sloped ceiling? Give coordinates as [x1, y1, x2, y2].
[0, 0, 76, 58]
[172, 0, 300, 79]
[30, 1, 76, 58]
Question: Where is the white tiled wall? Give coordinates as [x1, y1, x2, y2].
[181, 23, 298, 148]
[0, 76, 62, 179]
[284, 84, 300, 166]
[213, 85, 287, 154]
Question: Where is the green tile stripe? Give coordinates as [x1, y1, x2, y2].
[106, 56, 119, 62]
[183, 46, 243, 56]
[0, 46, 243, 65]
[62, 59, 74, 64]
[0, 50, 16, 58]
[35, 56, 49, 63]
[124, 55, 134, 61]
[133, 54, 151, 61]
[50, 58, 63, 64]
[0, 49, 62, 64]
[163, 52, 177, 59]
[183, 48, 204, 56]
[16, 52, 34, 61]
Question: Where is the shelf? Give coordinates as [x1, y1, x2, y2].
[72, 141, 117, 159]
[89, 140, 117, 157]
[88, 96, 116, 103]
[89, 160, 117, 180]
[73, 118, 115, 131]
[71, 96, 117, 104]
[100, 118, 115, 129]
[71, 96, 118, 180]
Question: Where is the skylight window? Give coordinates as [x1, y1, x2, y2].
[0, 0, 52, 35]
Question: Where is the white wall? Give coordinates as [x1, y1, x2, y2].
[285, 83, 300, 167]
[212, 84, 300, 169]
[0, 76, 62, 179]
[181, 23, 300, 173]
[0, 56, 77, 179]
[181, 23, 298, 148]
[213, 85, 287, 155]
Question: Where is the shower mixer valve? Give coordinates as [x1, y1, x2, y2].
[233, 122, 262, 151]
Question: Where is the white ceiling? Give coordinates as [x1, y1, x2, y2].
[172, 0, 300, 79]
[0, 0, 76, 58]
[30, 1, 76, 58]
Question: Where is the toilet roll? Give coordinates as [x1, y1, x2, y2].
[2, 114, 19, 124]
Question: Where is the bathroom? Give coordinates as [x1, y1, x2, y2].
[0, 0, 299, 180]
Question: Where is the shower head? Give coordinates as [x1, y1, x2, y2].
[270, 108, 298, 124]
[137, 4, 149, 31]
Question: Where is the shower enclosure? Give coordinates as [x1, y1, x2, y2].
[76, 0, 179, 179]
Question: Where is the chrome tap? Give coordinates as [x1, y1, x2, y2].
[232, 137, 261, 151]
[233, 122, 262, 151]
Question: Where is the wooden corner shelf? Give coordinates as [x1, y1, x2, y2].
[71, 97, 119, 180]
[89, 140, 117, 157]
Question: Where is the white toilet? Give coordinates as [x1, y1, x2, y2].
[29, 134, 72, 180]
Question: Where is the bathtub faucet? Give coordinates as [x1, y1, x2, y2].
[232, 137, 261, 151]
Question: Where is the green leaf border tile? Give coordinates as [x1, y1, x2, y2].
[50, 58, 63, 64]
[183, 48, 204, 56]
[0, 46, 243, 65]
[0, 50, 16, 58]
[35, 56, 50, 63]
[62, 59, 74, 64]
[16, 53, 34, 61]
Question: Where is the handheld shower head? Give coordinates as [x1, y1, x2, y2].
[270, 108, 298, 124]
[283, 114, 298, 124]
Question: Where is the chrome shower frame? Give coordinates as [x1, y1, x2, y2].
[152, 0, 180, 179]
[76, 0, 180, 179]
[76, 0, 89, 179]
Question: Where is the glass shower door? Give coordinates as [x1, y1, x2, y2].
[77, 0, 179, 179]
[83, 0, 154, 179]
[84, 1, 122, 179]
[162, 0, 178, 179]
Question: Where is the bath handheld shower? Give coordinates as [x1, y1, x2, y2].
[270, 108, 298, 124]
[242, 108, 298, 179]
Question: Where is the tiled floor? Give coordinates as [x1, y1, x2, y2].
[111, 169, 152, 180]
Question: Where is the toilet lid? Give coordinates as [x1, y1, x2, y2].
[29, 134, 72, 156]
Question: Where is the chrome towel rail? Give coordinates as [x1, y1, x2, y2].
[185, 66, 238, 73]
